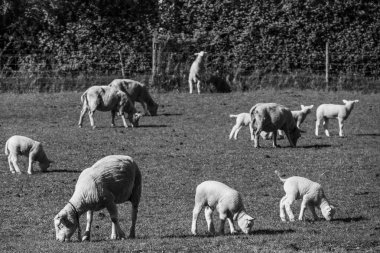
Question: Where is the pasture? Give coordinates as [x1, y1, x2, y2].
[0, 89, 379, 252]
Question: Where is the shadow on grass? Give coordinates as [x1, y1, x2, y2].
[353, 133, 380, 137]
[45, 169, 80, 173]
[138, 124, 169, 128]
[250, 229, 295, 235]
[160, 113, 183, 116]
[161, 234, 215, 239]
[300, 144, 332, 149]
[334, 216, 367, 223]
[162, 229, 295, 238]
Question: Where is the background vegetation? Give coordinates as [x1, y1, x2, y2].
[0, 0, 379, 92]
[0, 90, 379, 252]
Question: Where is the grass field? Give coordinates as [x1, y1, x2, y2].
[0, 89, 379, 252]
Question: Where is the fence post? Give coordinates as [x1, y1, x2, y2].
[325, 41, 329, 89]
[119, 50, 125, 78]
[151, 31, 159, 87]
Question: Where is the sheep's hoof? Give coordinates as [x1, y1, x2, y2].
[10, 171, 16, 174]
[78, 125, 82, 128]
[92, 126, 97, 129]
[82, 233, 90, 241]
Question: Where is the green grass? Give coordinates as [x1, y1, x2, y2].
[0, 89, 379, 252]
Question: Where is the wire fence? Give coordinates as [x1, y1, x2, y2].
[0, 51, 379, 93]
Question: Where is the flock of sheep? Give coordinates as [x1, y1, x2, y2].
[3, 52, 360, 242]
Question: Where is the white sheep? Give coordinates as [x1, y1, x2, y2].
[188, 51, 207, 94]
[191, 181, 254, 235]
[315, 100, 359, 137]
[54, 155, 142, 242]
[249, 103, 301, 148]
[5, 135, 52, 174]
[108, 79, 159, 116]
[275, 170, 336, 222]
[78, 85, 142, 129]
[229, 113, 269, 140]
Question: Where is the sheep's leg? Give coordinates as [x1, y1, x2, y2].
[229, 125, 238, 140]
[106, 202, 125, 240]
[298, 198, 308, 221]
[191, 203, 203, 235]
[27, 153, 35, 175]
[233, 126, 242, 140]
[249, 122, 254, 141]
[308, 204, 319, 221]
[218, 212, 227, 235]
[280, 196, 287, 222]
[315, 118, 320, 136]
[278, 130, 285, 139]
[141, 102, 149, 116]
[227, 217, 237, 234]
[323, 118, 330, 136]
[82, 211, 93, 241]
[78, 105, 88, 128]
[8, 155, 16, 174]
[196, 80, 201, 94]
[284, 130, 296, 147]
[120, 113, 129, 128]
[189, 79, 193, 94]
[88, 111, 96, 129]
[111, 111, 116, 127]
[10, 155, 22, 174]
[128, 204, 138, 239]
[272, 131, 280, 148]
[338, 117, 344, 137]
[254, 128, 262, 148]
[204, 206, 215, 234]
[284, 196, 296, 222]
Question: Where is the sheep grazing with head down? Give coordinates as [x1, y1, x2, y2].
[54, 155, 142, 242]
[108, 79, 159, 116]
[191, 181, 254, 236]
[275, 170, 336, 222]
[249, 103, 301, 148]
[5, 135, 52, 174]
[188, 51, 207, 94]
[315, 99, 359, 137]
[78, 85, 142, 129]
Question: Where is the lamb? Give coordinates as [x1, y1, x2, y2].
[191, 181, 254, 235]
[188, 51, 207, 94]
[315, 100, 359, 137]
[54, 155, 142, 242]
[78, 85, 142, 129]
[5, 135, 52, 174]
[108, 79, 159, 116]
[249, 103, 301, 148]
[275, 170, 335, 222]
[228, 113, 269, 140]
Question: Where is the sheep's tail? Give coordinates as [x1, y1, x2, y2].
[4, 140, 9, 155]
[275, 170, 287, 183]
[229, 114, 238, 118]
[80, 91, 88, 106]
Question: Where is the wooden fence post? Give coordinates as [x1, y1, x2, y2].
[151, 31, 159, 87]
[325, 41, 329, 89]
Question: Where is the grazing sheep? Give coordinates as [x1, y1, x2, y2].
[78, 85, 142, 129]
[5, 135, 52, 174]
[262, 104, 314, 139]
[229, 113, 268, 140]
[315, 100, 359, 137]
[108, 79, 159, 116]
[188, 51, 207, 94]
[54, 155, 142, 242]
[249, 103, 301, 148]
[275, 170, 335, 222]
[191, 181, 254, 235]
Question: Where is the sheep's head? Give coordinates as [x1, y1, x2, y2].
[290, 127, 301, 146]
[237, 214, 254, 234]
[300, 104, 314, 114]
[39, 160, 52, 172]
[321, 205, 336, 221]
[54, 211, 78, 242]
[128, 112, 143, 127]
[342, 99, 359, 107]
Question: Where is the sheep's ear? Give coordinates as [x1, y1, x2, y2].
[354, 100, 359, 103]
[301, 104, 305, 109]
[49, 159, 55, 164]
[342, 99, 348, 104]
[247, 217, 255, 221]
[310, 105, 314, 109]
[194, 53, 199, 56]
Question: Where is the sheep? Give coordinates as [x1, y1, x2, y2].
[191, 181, 254, 235]
[315, 100, 359, 137]
[78, 85, 143, 129]
[228, 113, 269, 140]
[54, 155, 142, 242]
[108, 79, 159, 116]
[188, 51, 207, 94]
[262, 104, 314, 139]
[275, 170, 336, 222]
[249, 103, 301, 148]
[5, 135, 52, 174]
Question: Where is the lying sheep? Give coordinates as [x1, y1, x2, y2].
[191, 181, 254, 235]
[229, 113, 269, 140]
[78, 85, 142, 129]
[249, 103, 301, 148]
[5, 135, 52, 174]
[275, 170, 335, 222]
[54, 155, 142, 242]
[315, 100, 359, 137]
[108, 79, 159, 116]
[188, 51, 207, 94]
